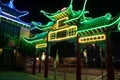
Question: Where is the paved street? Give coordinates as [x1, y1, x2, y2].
[0, 68, 120, 80]
[0, 71, 99, 80]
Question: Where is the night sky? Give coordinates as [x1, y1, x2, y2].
[1, 0, 120, 57]
[1, 0, 120, 23]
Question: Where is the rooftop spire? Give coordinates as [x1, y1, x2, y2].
[68, 0, 73, 9]
[79, 0, 88, 21]
[70, 0, 73, 5]
[6, 0, 15, 9]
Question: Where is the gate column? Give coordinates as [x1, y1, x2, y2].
[105, 32, 114, 80]
[76, 35, 81, 80]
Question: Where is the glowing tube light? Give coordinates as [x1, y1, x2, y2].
[36, 43, 47, 49]
[48, 25, 77, 42]
[118, 22, 120, 31]
[79, 34, 106, 43]
[2, 12, 17, 18]
[0, 14, 30, 27]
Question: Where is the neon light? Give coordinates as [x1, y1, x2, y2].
[48, 26, 77, 42]
[0, 14, 30, 27]
[56, 17, 68, 29]
[79, 34, 106, 43]
[6, 0, 15, 9]
[77, 16, 120, 35]
[31, 21, 54, 31]
[22, 0, 120, 45]
[2, 11, 17, 18]
[29, 39, 44, 43]
[36, 43, 47, 49]
[118, 22, 120, 31]
[0, 7, 2, 12]
[17, 11, 29, 18]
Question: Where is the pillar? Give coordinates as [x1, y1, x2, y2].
[105, 32, 114, 80]
[32, 47, 36, 75]
[76, 35, 81, 80]
[44, 33, 49, 78]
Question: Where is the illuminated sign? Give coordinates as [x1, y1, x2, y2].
[79, 34, 106, 43]
[48, 25, 77, 42]
[36, 43, 47, 49]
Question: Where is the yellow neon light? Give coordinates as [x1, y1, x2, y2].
[56, 17, 68, 29]
[48, 25, 77, 42]
[36, 43, 47, 49]
[79, 34, 106, 43]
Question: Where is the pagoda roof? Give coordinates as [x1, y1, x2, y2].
[40, 0, 76, 21]
[0, 11, 30, 27]
[23, 0, 120, 50]
[0, 0, 30, 27]
[32, 0, 89, 31]
[31, 21, 54, 31]
[0, 0, 29, 18]
[77, 13, 120, 36]
[22, 32, 48, 44]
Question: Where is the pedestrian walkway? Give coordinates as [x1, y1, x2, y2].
[0, 70, 102, 80]
[0, 69, 120, 80]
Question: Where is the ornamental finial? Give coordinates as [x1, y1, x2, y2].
[6, 0, 15, 9]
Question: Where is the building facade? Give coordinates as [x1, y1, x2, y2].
[0, 0, 30, 70]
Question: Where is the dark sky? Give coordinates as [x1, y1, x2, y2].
[1, 0, 120, 24]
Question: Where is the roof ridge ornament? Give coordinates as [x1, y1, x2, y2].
[6, 0, 15, 9]
[4, 0, 29, 18]
[80, 0, 88, 21]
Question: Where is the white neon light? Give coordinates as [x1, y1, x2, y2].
[0, 13, 30, 27]
[2, 11, 17, 18]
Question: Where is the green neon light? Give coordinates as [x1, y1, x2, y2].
[40, 0, 74, 21]
[118, 22, 120, 31]
[64, 0, 89, 24]
[31, 21, 54, 31]
[22, 36, 46, 44]
[22, 32, 47, 41]
[23, 0, 120, 45]
[79, 0, 88, 21]
[77, 15, 120, 34]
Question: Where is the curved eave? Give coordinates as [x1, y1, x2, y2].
[22, 36, 47, 45]
[78, 13, 112, 31]
[64, 0, 89, 25]
[23, 32, 48, 41]
[64, 10, 90, 25]
[40, 0, 74, 21]
[77, 15, 120, 36]
[0, 2, 29, 18]
[31, 21, 54, 31]
[0, 14, 30, 27]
